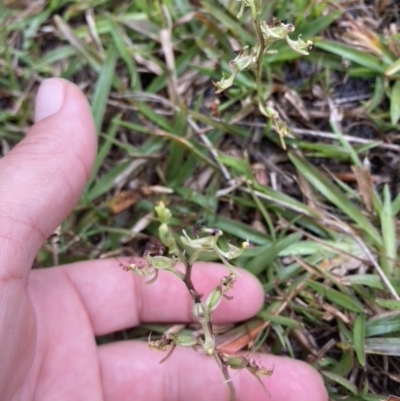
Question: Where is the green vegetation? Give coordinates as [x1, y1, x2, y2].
[2, 0, 400, 398]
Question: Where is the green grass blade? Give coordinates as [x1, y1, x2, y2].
[386, 58, 400, 76]
[86, 160, 133, 202]
[307, 281, 364, 313]
[107, 16, 141, 90]
[364, 337, 400, 356]
[375, 298, 400, 310]
[53, 15, 101, 72]
[289, 152, 381, 246]
[86, 115, 121, 191]
[245, 233, 302, 275]
[366, 313, 400, 336]
[322, 371, 358, 394]
[258, 311, 302, 329]
[392, 191, 400, 215]
[314, 40, 385, 73]
[91, 46, 118, 134]
[353, 314, 366, 366]
[390, 80, 400, 125]
[380, 185, 396, 276]
[330, 350, 354, 376]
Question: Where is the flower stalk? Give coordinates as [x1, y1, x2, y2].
[123, 201, 265, 401]
[214, 0, 313, 148]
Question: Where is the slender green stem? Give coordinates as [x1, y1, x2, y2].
[214, 353, 236, 401]
[253, 12, 266, 108]
[176, 247, 202, 303]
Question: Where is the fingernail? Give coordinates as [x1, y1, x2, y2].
[34, 78, 66, 122]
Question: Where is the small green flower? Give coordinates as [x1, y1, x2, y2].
[124, 260, 155, 279]
[193, 302, 210, 323]
[181, 228, 221, 251]
[148, 334, 172, 351]
[146, 255, 176, 270]
[181, 228, 245, 275]
[230, 47, 256, 71]
[215, 242, 244, 260]
[213, 69, 239, 94]
[286, 34, 313, 55]
[205, 274, 236, 312]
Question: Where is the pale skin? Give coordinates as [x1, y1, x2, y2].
[0, 78, 329, 401]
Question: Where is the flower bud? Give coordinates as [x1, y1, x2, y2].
[158, 223, 176, 250]
[205, 287, 223, 313]
[224, 355, 248, 370]
[167, 333, 198, 347]
[231, 48, 255, 71]
[155, 201, 172, 223]
[242, 240, 250, 249]
[193, 302, 209, 323]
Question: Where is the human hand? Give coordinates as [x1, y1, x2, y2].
[0, 78, 328, 401]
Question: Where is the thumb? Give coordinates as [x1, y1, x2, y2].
[0, 78, 97, 280]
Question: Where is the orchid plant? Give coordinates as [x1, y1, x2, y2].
[214, 0, 313, 148]
[124, 201, 272, 401]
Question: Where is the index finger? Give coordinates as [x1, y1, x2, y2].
[30, 260, 265, 335]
